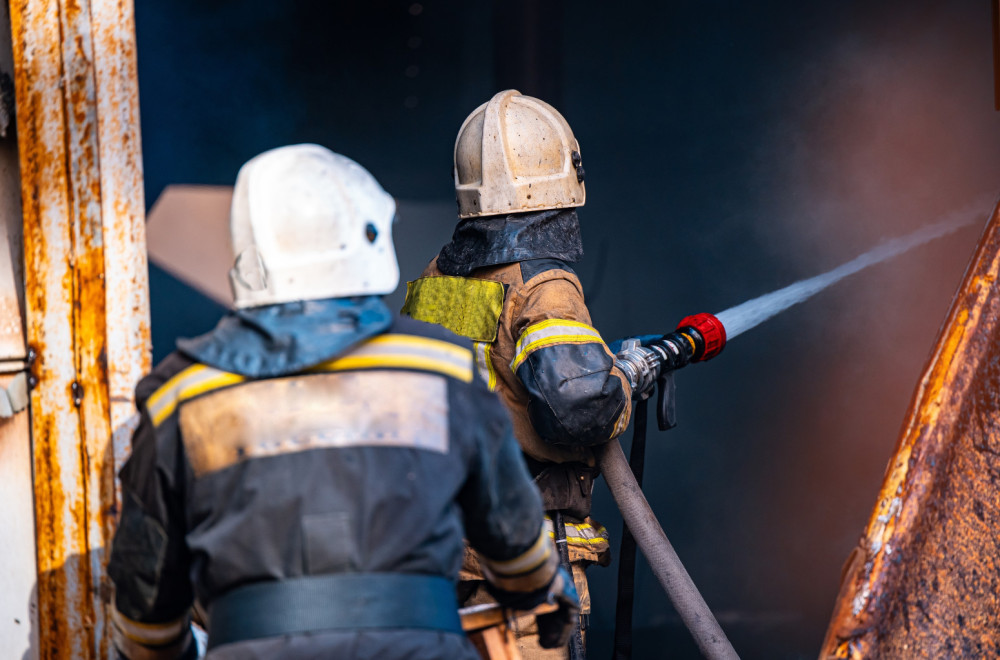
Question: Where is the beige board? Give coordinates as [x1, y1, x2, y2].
[146, 185, 236, 306]
[179, 370, 449, 477]
[146, 185, 457, 312]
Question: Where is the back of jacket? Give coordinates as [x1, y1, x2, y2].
[404, 258, 631, 469]
[108, 314, 551, 659]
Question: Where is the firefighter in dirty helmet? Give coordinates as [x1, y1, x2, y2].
[402, 90, 632, 658]
[106, 144, 579, 659]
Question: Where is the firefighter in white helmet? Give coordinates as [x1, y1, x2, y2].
[107, 144, 579, 659]
[403, 91, 632, 658]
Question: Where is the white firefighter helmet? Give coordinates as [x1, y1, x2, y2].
[454, 89, 586, 219]
[228, 144, 399, 308]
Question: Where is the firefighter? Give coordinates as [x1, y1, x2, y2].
[107, 144, 579, 659]
[402, 90, 632, 658]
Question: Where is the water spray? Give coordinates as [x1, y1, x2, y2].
[715, 211, 982, 340]
[604, 206, 986, 660]
[614, 205, 984, 405]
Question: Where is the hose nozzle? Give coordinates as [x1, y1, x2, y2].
[614, 313, 728, 398]
[675, 312, 727, 362]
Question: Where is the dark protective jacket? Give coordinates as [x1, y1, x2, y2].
[107, 299, 557, 660]
[402, 210, 632, 567]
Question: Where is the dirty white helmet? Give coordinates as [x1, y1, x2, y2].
[454, 89, 586, 219]
[228, 144, 398, 308]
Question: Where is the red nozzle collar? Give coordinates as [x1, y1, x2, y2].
[676, 312, 727, 362]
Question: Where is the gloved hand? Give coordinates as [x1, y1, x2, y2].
[535, 566, 581, 649]
[485, 565, 581, 648]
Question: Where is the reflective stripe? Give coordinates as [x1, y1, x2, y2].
[146, 365, 245, 427]
[543, 516, 609, 546]
[611, 405, 630, 439]
[472, 341, 498, 391]
[481, 527, 553, 577]
[147, 334, 473, 427]
[510, 319, 604, 372]
[111, 608, 188, 646]
[481, 527, 559, 592]
[312, 334, 473, 383]
[180, 371, 450, 477]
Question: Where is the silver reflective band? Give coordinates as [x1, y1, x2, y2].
[511, 319, 603, 372]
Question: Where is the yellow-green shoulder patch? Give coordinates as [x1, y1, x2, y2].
[401, 276, 505, 343]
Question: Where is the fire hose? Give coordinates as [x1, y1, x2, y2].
[597, 440, 737, 660]
[604, 313, 739, 660]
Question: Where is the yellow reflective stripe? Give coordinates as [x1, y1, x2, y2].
[147, 365, 245, 427]
[611, 405, 630, 439]
[312, 334, 473, 383]
[543, 516, 610, 545]
[111, 608, 188, 646]
[148, 335, 472, 427]
[482, 527, 553, 577]
[472, 341, 498, 391]
[510, 319, 604, 372]
[145, 364, 204, 414]
[561, 534, 608, 545]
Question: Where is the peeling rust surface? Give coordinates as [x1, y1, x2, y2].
[10, 0, 148, 657]
[11, 0, 91, 654]
[821, 202, 1000, 658]
[91, 0, 150, 507]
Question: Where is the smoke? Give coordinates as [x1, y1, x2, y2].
[715, 3, 1000, 650]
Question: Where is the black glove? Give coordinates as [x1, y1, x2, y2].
[536, 566, 581, 649]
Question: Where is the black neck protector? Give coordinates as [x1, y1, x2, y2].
[436, 208, 584, 276]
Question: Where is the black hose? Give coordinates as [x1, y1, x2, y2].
[596, 440, 740, 660]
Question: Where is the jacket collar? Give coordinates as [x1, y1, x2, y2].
[177, 296, 393, 378]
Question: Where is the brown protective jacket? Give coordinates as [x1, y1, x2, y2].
[405, 257, 631, 522]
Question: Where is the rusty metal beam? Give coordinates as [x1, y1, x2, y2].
[821, 201, 1000, 658]
[9, 0, 149, 657]
[92, 0, 150, 507]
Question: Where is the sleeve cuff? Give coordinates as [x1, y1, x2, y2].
[112, 608, 192, 660]
[480, 526, 559, 593]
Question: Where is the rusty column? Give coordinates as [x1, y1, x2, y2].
[8, 0, 150, 658]
[821, 201, 1000, 657]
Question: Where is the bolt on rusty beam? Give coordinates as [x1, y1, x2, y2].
[821, 200, 1000, 658]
